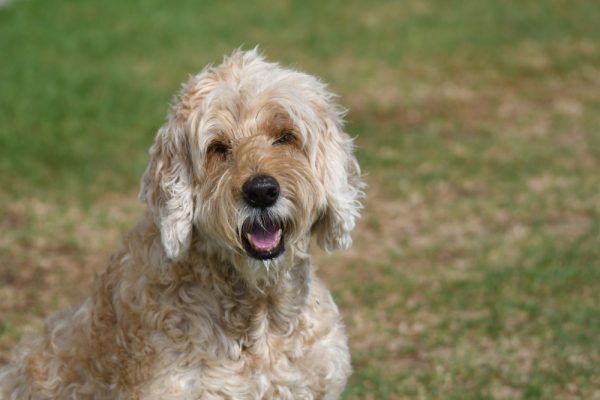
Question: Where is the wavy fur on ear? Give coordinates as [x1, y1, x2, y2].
[314, 108, 364, 252]
[139, 118, 193, 260]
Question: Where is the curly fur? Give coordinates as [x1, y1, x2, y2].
[0, 49, 364, 400]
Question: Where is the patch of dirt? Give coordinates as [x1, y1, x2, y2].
[0, 192, 143, 362]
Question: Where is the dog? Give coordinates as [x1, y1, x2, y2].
[0, 49, 363, 399]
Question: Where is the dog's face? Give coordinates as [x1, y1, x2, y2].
[140, 50, 363, 283]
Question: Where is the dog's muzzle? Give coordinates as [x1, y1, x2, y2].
[241, 175, 285, 259]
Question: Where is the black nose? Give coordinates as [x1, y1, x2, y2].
[242, 174, 280, 208]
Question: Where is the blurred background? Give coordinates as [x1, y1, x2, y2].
[1, 0, 599, 398]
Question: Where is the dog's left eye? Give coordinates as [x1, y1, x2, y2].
[273, 131, 295, 146]
[207, 142, 231, 157]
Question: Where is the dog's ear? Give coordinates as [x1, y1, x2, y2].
[139, 118, 194, 260]
[313, 110, 364, 252]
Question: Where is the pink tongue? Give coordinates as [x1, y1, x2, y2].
[249, 225, 280, 250]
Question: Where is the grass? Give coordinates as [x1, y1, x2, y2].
[1, 0, 600, 398]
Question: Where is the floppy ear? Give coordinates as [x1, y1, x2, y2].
[139, 118, 194, 260]
[313, 112, 364, 252]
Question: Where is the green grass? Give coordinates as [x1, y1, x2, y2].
[1, 0, 600, 398]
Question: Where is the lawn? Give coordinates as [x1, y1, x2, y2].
[1, 0, 599, 398]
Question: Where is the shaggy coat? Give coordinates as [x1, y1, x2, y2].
[0, 49, 363, 400]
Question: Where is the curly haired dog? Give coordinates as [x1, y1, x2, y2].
[0, 49, 363, 399]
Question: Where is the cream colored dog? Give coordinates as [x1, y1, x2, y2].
[0, 49, 363, 399]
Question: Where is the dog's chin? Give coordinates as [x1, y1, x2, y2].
[241, 218, 285, 260]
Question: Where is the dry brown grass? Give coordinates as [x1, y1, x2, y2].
[0, 194, 143, 363]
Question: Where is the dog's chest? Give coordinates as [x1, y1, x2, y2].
[142, 334, 343, 399]
[137, 311, 349, 400]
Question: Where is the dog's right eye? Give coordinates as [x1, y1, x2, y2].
[273, 130, 296, 146]
[207, 142, 231, 157]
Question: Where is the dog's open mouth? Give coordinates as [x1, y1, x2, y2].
[241, 218, 285, 260]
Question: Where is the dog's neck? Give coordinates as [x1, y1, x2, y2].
[195, 252, 311, 337]
[129, 219, 312, 342]
[157, 246, 312, 340]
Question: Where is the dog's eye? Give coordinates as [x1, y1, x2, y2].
[207, 142, 231, 157]
[273, 131, 295, 146]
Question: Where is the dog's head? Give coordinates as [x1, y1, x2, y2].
[140, 49, 363, 282]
